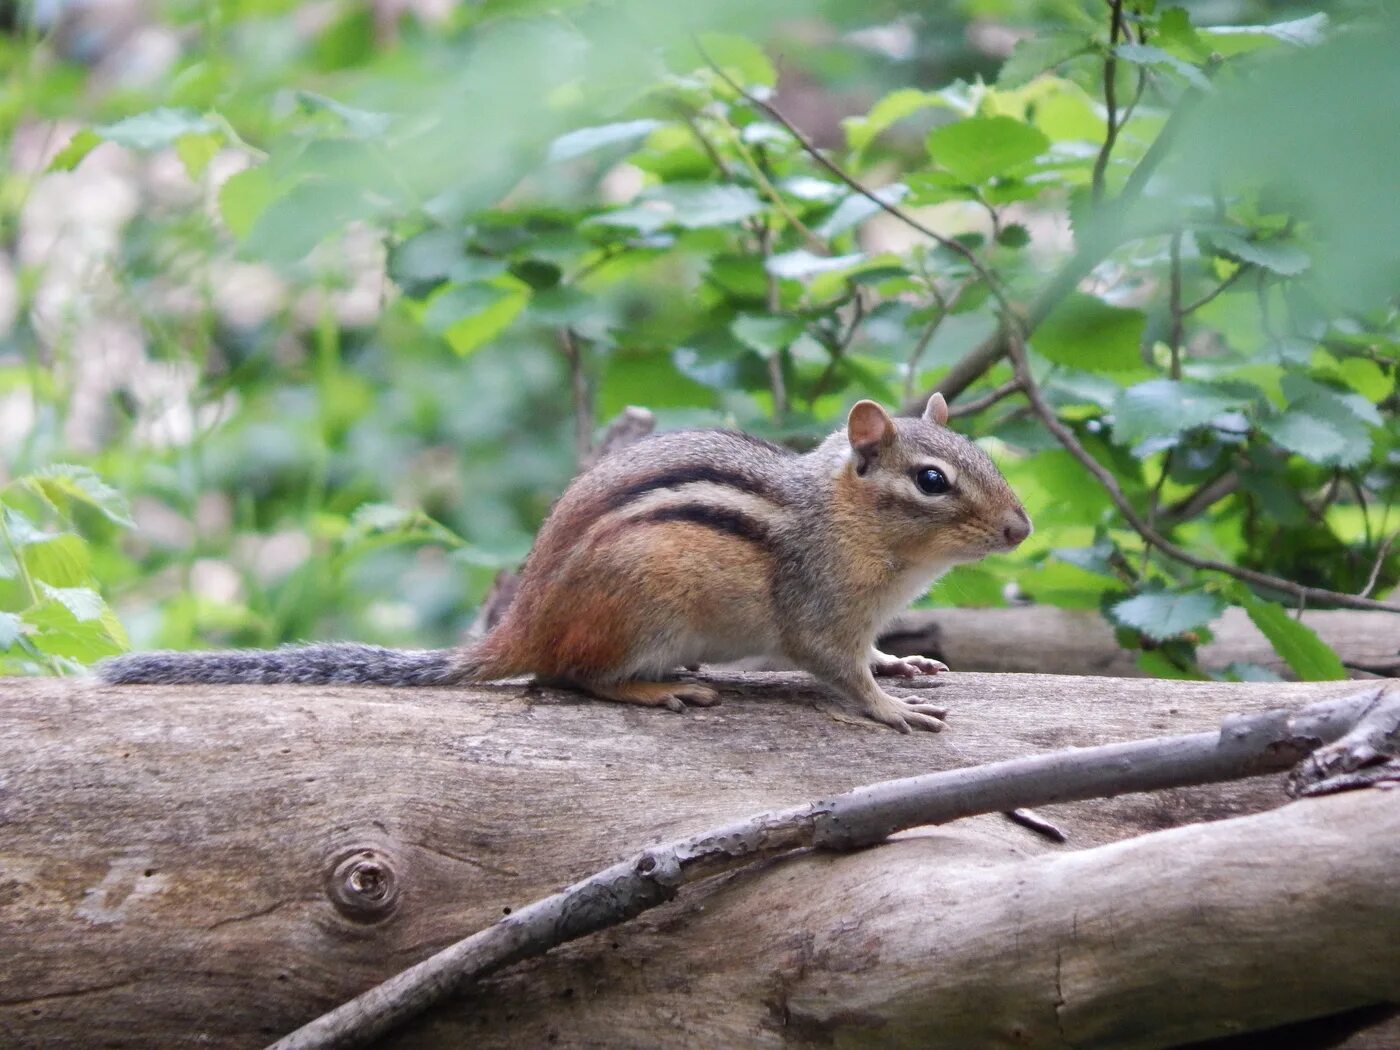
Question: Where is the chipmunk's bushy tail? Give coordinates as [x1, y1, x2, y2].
[96, 642, 485, 687]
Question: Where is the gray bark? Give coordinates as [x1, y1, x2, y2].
[0, 672, 1395, 1049]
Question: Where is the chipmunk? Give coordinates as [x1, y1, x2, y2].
[98, 394, 1030, 733]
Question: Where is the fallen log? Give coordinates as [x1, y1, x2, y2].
[878, 606, 1400, 678]
[0, 672, 1394, 1048]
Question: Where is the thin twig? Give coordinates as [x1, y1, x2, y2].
[756, 222, 789, 422]
[1091, 0, 1126, 202]
[809, 289, 865, 407]
[1006, 335, 1400, 612]
[708, 110, 825, 252]
[1182, 264, 1250, 315]
[901, 278, 956, 401]
[1359, 532, 1398, 600]
[557, 328, 593, 467]
[267, 687, 1395, 1050]
[673, 104, 732, 177]
[1167, 230, 1184, 379]
[1160, 469, 1241, 526]
[945, 379, 1023, 420]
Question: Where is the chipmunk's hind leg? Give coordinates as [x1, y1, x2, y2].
[576, 679, 721, 713]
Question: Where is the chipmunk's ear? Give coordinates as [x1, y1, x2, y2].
[847, 400, 895, 475]
[922, 392, 949, 426]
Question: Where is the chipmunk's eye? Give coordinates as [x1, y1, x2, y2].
[914, 467, 950, 495]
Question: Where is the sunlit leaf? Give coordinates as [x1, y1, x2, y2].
[693, 32, 776, 89]
[218, 165, 278, 239]
[1237, 591, 1346, 681]
[816, 184, 907, 238]
[0, 611, 22, 650]
[20, 533, 91, 589]
[843, 89, 944, 152]
[47, 129, 101, 172]
[1202, 13, 1328, 57]
[765, 250, 865, 280]
[1109, 589, 1224, 641]
[23, 465, 135, 527]
[95, 108, 217, 150]
[547, 120, 662, 163]
[175, 132, 222, 179]
[926, 116, 1050, 184]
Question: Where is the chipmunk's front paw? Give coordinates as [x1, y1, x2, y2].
[871, 650, 948, 678]
[864, 692, 948, 734]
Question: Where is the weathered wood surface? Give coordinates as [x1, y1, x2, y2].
[381, 789, 1399, 1050]
[880, 607, 1400, 678]
[0, 672, 1391, 1048]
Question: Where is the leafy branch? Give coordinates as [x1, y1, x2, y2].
[1005, 335, 1400, 613]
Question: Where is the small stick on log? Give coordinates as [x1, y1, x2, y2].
[269, 685, 1396, 1050]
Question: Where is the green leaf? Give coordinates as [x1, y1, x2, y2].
[175, 132, 222, 179]
[1259, 396, 1372, 467]
[47, 129, 101, 172]
[20, 533, 91, 589]
[37, 583, 105, 621]
[242, 180, 366, 263]
[23, 465, 135, 527]
[999, 32, 1091, 88]
[926, 116, 1050, 184]
[765, 250, 865, 280]
[422, 282, 529, 356]
[95, 108, 217, 150]
[816, 184, 907, 238]
[1237, 591, 1346, 681]
[218, 165, 278, 239]
[1110, 589, 1225, 641]
[649, 183, 766, 229]
[548, 120, 662, 163]
[694, 32, 775, 88]
[1207, 231, 1310, 276]
[1113, 43, 1211, 91]
[1033, 293, 1145, 373]
[0, 611, 22, 650]
[1156, 8, 1211, 62]
[388, 229, 472, 298]
[1202, 14, 1328, 57]
[294, 91, 392, 138]
[996, 223, 1031, 248]
[732, 314, 803, 356]
[1110, 379, 1246, 447]
[23, 595, 127, 662]
[843, 89, 943, 152]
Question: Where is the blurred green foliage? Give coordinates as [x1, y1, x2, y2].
[0, 0, 1395, 680]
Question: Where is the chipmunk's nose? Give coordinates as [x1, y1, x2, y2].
[1002, 508, 1032, 549]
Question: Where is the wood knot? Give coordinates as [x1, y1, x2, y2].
[327, 848, 401, 923]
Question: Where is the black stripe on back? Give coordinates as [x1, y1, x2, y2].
[634, 503, 771, 547]
[608, 463, 780, 511]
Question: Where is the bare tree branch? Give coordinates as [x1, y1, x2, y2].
[269, 687, 1396, 1050]
[1090, 0, 1126, 202]
[945, 378, 1023, 420]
